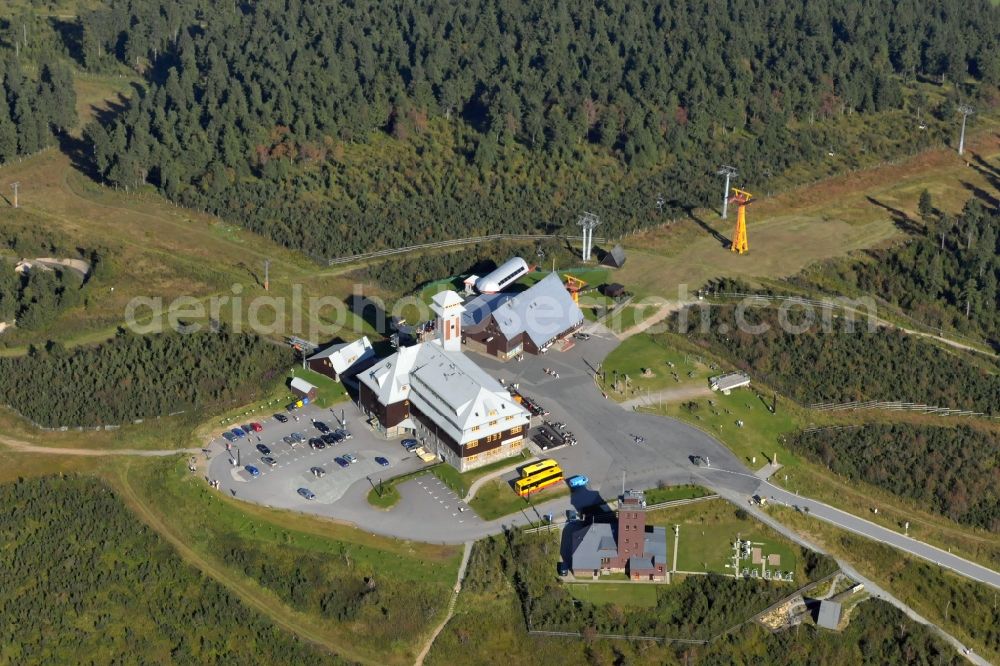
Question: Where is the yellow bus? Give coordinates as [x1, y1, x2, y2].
[520, 458, 558, 478]
[515, 465, 563, 497]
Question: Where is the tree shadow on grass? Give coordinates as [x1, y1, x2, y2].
[55, 86, 139, 183]
[865, 196, 922, 235]
[970, 152, 1000, 180]
[686, 205, 731, 248]
[959, 181, 999, 211]
[966, 156, 1000, 198]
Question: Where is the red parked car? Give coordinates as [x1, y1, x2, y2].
[250, 422, 263, 433]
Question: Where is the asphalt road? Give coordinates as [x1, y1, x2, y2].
[205, 327, 1000, 592]
[759, 482, 1000, 589]
[728, 488, 993, 666]
[474, 331, 760, 500]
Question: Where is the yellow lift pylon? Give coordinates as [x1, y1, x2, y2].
[564, 275, 587, 303]
[728, 188, 753, 254]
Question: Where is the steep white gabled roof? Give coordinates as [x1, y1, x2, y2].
[359, 340, 529, 442]
[360, 344, 421, 405]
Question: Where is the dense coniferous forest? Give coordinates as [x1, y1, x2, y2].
[0, 261, 86, 329]
[74, 0, 1000, 256]
[0, 476, 341, 665]
[795, 191, 1000, 347]
[677, 305, 1000, 413]
[0, 227, 111, 329]
[0, 327, 293, 427]
[0, 55, 75, 162]
[791, 423, 1000, 531]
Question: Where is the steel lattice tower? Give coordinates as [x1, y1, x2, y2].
[728, 188, 753, 255]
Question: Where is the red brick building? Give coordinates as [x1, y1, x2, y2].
[570, 490, 668, 581]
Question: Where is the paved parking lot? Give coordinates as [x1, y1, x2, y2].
[401, 476, 474, 523]
[472, 327, 757, 502]
[204, 325, 756, 543]
[200, 333, 1000, 597]
[208, 404, 428, 510]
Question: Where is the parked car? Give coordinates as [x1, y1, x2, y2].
[310, 466, 326, 478]
[273, 413, 289, 423]
[573, 332, 591, 341]
[344, 453, 358, 464]
[245, 465, 260, 477]
[250, 422, 263, 433]
[321, 433, 339, 445]
[222, 431, 237, 443]
[374, 456, 390, 467]
[241, 424, 255, 435]
[256, 444, 271, 456]
[261, 456, 277, 467]
[567, 475, 589, 489]
[281, 435, 293, 445]
[314, 421, 330, 433]
[297, 488, 316, 500]
[308, 438, 325, 450]
[401, 438, 419, 451]
[335, 428, 352, 440]
[290, 432, 305, 443]
[231, 427, 246, 438]
[334, 456, 350, 468]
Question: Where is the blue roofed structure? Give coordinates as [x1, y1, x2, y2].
[461, 292, 514, 328]
[570, 524, 619, 572]
[463, 272, 584, 360]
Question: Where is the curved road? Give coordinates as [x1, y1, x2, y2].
[728, 488, 993, 666]
[5, 328, 996, 659]
[230, 330, 999, 592]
